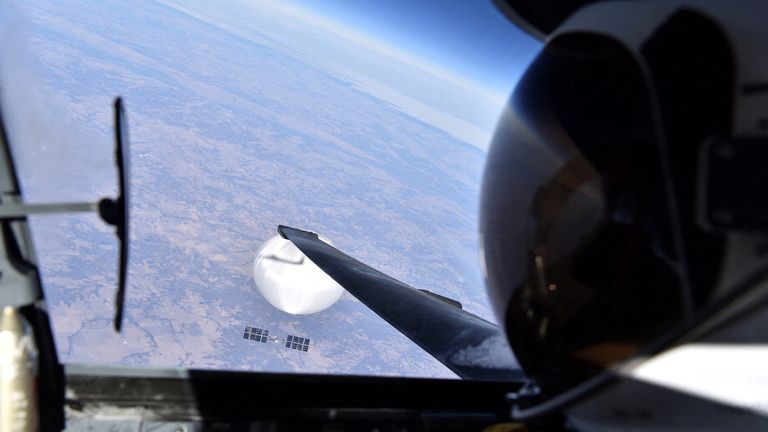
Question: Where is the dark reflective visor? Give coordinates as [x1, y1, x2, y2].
[480, 29, 730, 398]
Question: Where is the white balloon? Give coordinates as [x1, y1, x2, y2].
[253, 235, 344, 315]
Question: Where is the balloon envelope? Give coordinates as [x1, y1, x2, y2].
[253, 235, 344, 314]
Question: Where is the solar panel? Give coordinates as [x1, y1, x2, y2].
[285, 334, 310, 352]
[242, 327, 311, 350]
[243, 326, 269, 343]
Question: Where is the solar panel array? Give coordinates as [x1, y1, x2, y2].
[243, 326, 269, 343]
[241, 327, 310, 352]
[285, 334, 310, 352]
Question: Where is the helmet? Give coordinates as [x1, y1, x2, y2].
[481, 0, 768, 415]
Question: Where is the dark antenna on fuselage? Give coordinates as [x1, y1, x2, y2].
[0, 97, 131, 332]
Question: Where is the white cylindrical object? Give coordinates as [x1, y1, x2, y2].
[253, 235, 344, 315]
[0, 306, 38, 432]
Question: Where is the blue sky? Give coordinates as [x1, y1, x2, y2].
[285, 0, 541, 96]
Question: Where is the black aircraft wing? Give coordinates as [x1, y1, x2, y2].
[278, 225, 526, 382]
